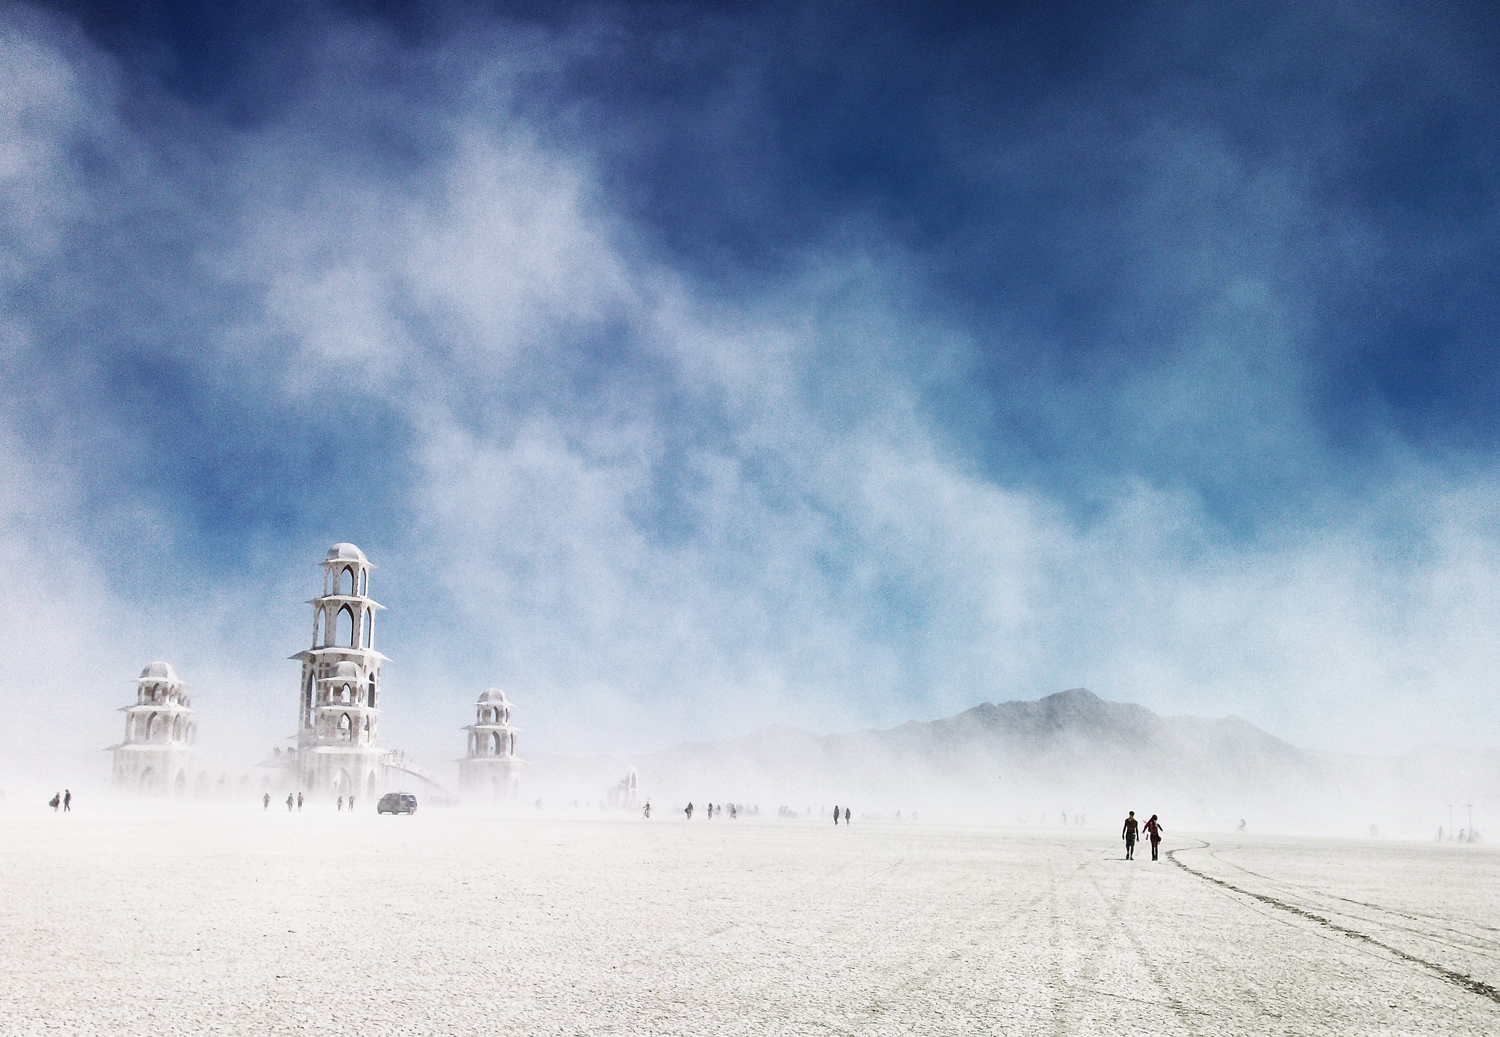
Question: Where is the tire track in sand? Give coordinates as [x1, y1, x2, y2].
[1167, 841, 1500, 1007]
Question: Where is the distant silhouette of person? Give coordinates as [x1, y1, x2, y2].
[1143, 814, 1164, 860]
[843, 807, 850, 825]
[337, 796, 344, 811]
[63, 790, 71, 812]
[1122, 811, 1138, 860]
[297, 792, 303, 811]
[286, 793, 294, 811]
[833, 804, 840, 825]
[349, 796, 355, 812]
[643, 801, 651, 819]
[685, 801, 694, 820]
[1238, 819, 1246, 833]
[264, 792, 271, 811]
[49, 793, 60, 812]
[729, 804, 737, 820]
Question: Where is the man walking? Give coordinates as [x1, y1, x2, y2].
[1122, 811, 1139, 860]
[63, 790, 71, 812]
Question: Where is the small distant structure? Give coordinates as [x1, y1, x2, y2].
[459, 688, 521, 797]
[110, 662, 197, 794]
[606, 767, 638, 809]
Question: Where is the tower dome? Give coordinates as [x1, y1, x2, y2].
[138, 661, 179, 682]
[326, 543, 368, 564]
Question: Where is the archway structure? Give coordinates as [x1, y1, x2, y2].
[288, 544, 391, 799]
[109, 661, 198, 795]
[458, 688, 522, 798]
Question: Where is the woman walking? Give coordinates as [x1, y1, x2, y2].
[1143, 814, 1165, 861]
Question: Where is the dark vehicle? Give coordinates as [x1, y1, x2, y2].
[377, 792, 418, 815]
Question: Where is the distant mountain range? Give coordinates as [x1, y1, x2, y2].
[525, 689, 1499, 838]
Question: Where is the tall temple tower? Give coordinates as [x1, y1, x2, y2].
[459, 688, 521, 796]
[111, 662, 197, 793]
[290, 544, 389, 799]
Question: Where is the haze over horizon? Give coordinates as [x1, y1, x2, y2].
[4, 1, 1500, 786]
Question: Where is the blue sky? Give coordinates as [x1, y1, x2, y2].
[3, 1, 1500, 779]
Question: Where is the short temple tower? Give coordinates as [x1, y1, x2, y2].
[111, 662, 197, 794]
[459, 688, 521, 796]
[290, 544, 389, 800]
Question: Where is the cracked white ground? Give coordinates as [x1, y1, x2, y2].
[4, 809, 1498, 1035]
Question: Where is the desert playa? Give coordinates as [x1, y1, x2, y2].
[4, 809, 1498, 1035]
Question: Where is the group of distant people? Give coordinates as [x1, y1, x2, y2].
[255, 791, 357, 812]
[832, 805, 851, 825]
[682, 802, 741, 819]
[1121, 811, 1164, 860]
[48, 790, 71, 812]
[1437, 827, 1481, 843]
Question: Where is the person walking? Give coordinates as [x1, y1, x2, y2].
[1121, 811, 1139, 860]
[685, 801, 694, 820]
[643, 801, 651, 819]
[263, 792, 271, 811]
[843, 806, 850, 825]
[348, 796, 355, 812]
[833, 804, 840, 825]
[1143, 814, 1164, 860]
[49, 792, 60, 812]
[62, 790, 71, 812]
[296, 792, 303, 811]
[337, 796, 344, 812]
[286, 793, 294, 811]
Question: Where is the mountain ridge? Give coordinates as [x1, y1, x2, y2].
[525, 688, 1497, 837]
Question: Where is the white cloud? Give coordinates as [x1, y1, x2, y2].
[1, 7, 1499, 799]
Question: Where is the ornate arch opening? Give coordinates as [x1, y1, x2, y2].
[338, 713, 352, 742]
[336, 607, 354, 647]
